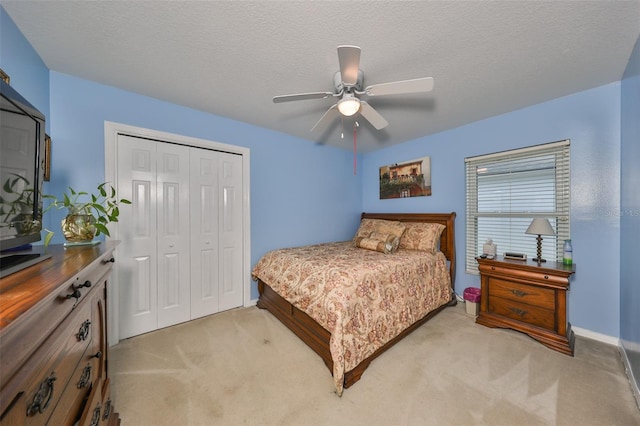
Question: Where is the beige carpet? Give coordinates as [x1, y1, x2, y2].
[110, 303, 640, 425]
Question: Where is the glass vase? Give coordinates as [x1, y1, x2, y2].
[61, 213, 97, 243]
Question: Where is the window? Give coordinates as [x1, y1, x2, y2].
[465, 140, 570, 274]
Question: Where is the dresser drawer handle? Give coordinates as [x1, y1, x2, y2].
[90, 404, 102, 426]
[509, 307, 528, 317]
[511, 289, 528, 297]
[26, 373, 56, 417]
[103, 399, 112, 421]
[544, 275, 549, 279]
[102, 257, 115, 264]
[66, 289, 82, 305]
[77, 320, 91, 341]
[78, 280, 92, 289]
[77, 364, 92, 389]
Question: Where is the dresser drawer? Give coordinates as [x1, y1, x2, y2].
[0, 255, 111, 391]
[488, 278, 555, 309]
[1, 301, 93, 425]
[46, 356, 100, 426]
[1, 280, 88, 393]
[78, 378, 103, 426]
[489, 296, 555, 330]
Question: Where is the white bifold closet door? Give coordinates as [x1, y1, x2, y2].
[116, 134, 243, 339]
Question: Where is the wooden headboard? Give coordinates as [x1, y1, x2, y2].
[361, 212, 457, 288]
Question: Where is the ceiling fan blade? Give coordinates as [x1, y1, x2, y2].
[310, 104, 339, 133]
[273, 91, 333, 103]
[337, 45, 361, 86]
[365, 77, 434, 96]
[359, 101, 388, 130]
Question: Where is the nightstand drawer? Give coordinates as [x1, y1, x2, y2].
[479, 263, 570, 287]
[489, 278, 555, 309]
[490, 297, 555, 330]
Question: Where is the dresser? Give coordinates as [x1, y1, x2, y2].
[0, 242, 120, 425]
[476, 256, 576, 356]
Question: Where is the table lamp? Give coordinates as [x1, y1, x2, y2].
[525, 218, 555, 263]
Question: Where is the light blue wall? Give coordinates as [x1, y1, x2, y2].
[0, 7, 49, 130]
[362, 84, 622, 337]
[620, 32, 640, 390]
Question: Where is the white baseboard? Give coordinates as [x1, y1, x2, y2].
[619, 342, 640, 410]
[571, 325, 620, 346]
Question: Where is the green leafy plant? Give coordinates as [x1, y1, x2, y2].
[44, 182, 131, 246]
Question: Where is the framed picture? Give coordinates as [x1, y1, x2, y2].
[379, 156, 431, 199]
[44, 134, 51, 181]
[0, 68, 9, 84]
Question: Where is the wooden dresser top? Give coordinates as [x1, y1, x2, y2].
[0, 241, 118, 331]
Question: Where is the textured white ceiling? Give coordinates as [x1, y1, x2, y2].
[3, 1, 640, 152]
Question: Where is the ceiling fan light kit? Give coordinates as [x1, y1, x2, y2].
[337, 95, 361, 116]
[273, 45, 434, 134]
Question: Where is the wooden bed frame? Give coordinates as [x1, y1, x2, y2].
[256, 212, 457, 390]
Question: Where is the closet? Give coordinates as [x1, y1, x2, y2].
[115, 134, 243, 339]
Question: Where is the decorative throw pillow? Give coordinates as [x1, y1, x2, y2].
[398, 222, 445, 253]
[354, 236, 393, 254]
[352, 218, 406, 246]
[369, 231, 400, 253]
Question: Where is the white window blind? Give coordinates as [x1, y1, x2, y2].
[465, 140, 570, 274]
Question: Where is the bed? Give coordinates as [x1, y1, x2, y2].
[252, 212, 456, 395]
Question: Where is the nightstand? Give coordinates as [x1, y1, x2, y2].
[476, 256, 576, 356]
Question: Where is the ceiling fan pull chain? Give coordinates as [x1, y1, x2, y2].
[353, 122, 358, 175]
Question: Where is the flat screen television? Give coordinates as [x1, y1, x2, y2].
[0, 79, 51, 277]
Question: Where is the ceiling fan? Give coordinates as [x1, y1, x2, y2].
[273, 45, 434, 133]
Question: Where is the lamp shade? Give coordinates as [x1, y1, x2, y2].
[525, 218, 555, 236]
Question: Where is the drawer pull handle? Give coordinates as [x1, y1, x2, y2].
[77, 320, 91, 341]
[544, 275, 549, 279]
[90, 404, 102, 426]
[511, 289, 528, 297]
[92, 351, 103, 359]
[66, 288, 82, 303]
[103, 399, 112, 421]
[509, 307, 528, 317]
[102, 257, 115, 264]
[77, 364, 92, 389]
[26, 373, 56, 417]
[78, 280, 92, 289]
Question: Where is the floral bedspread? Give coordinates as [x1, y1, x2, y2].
[251, 241, 452, 395]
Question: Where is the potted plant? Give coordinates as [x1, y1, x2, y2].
[44, 182, 130, 246]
